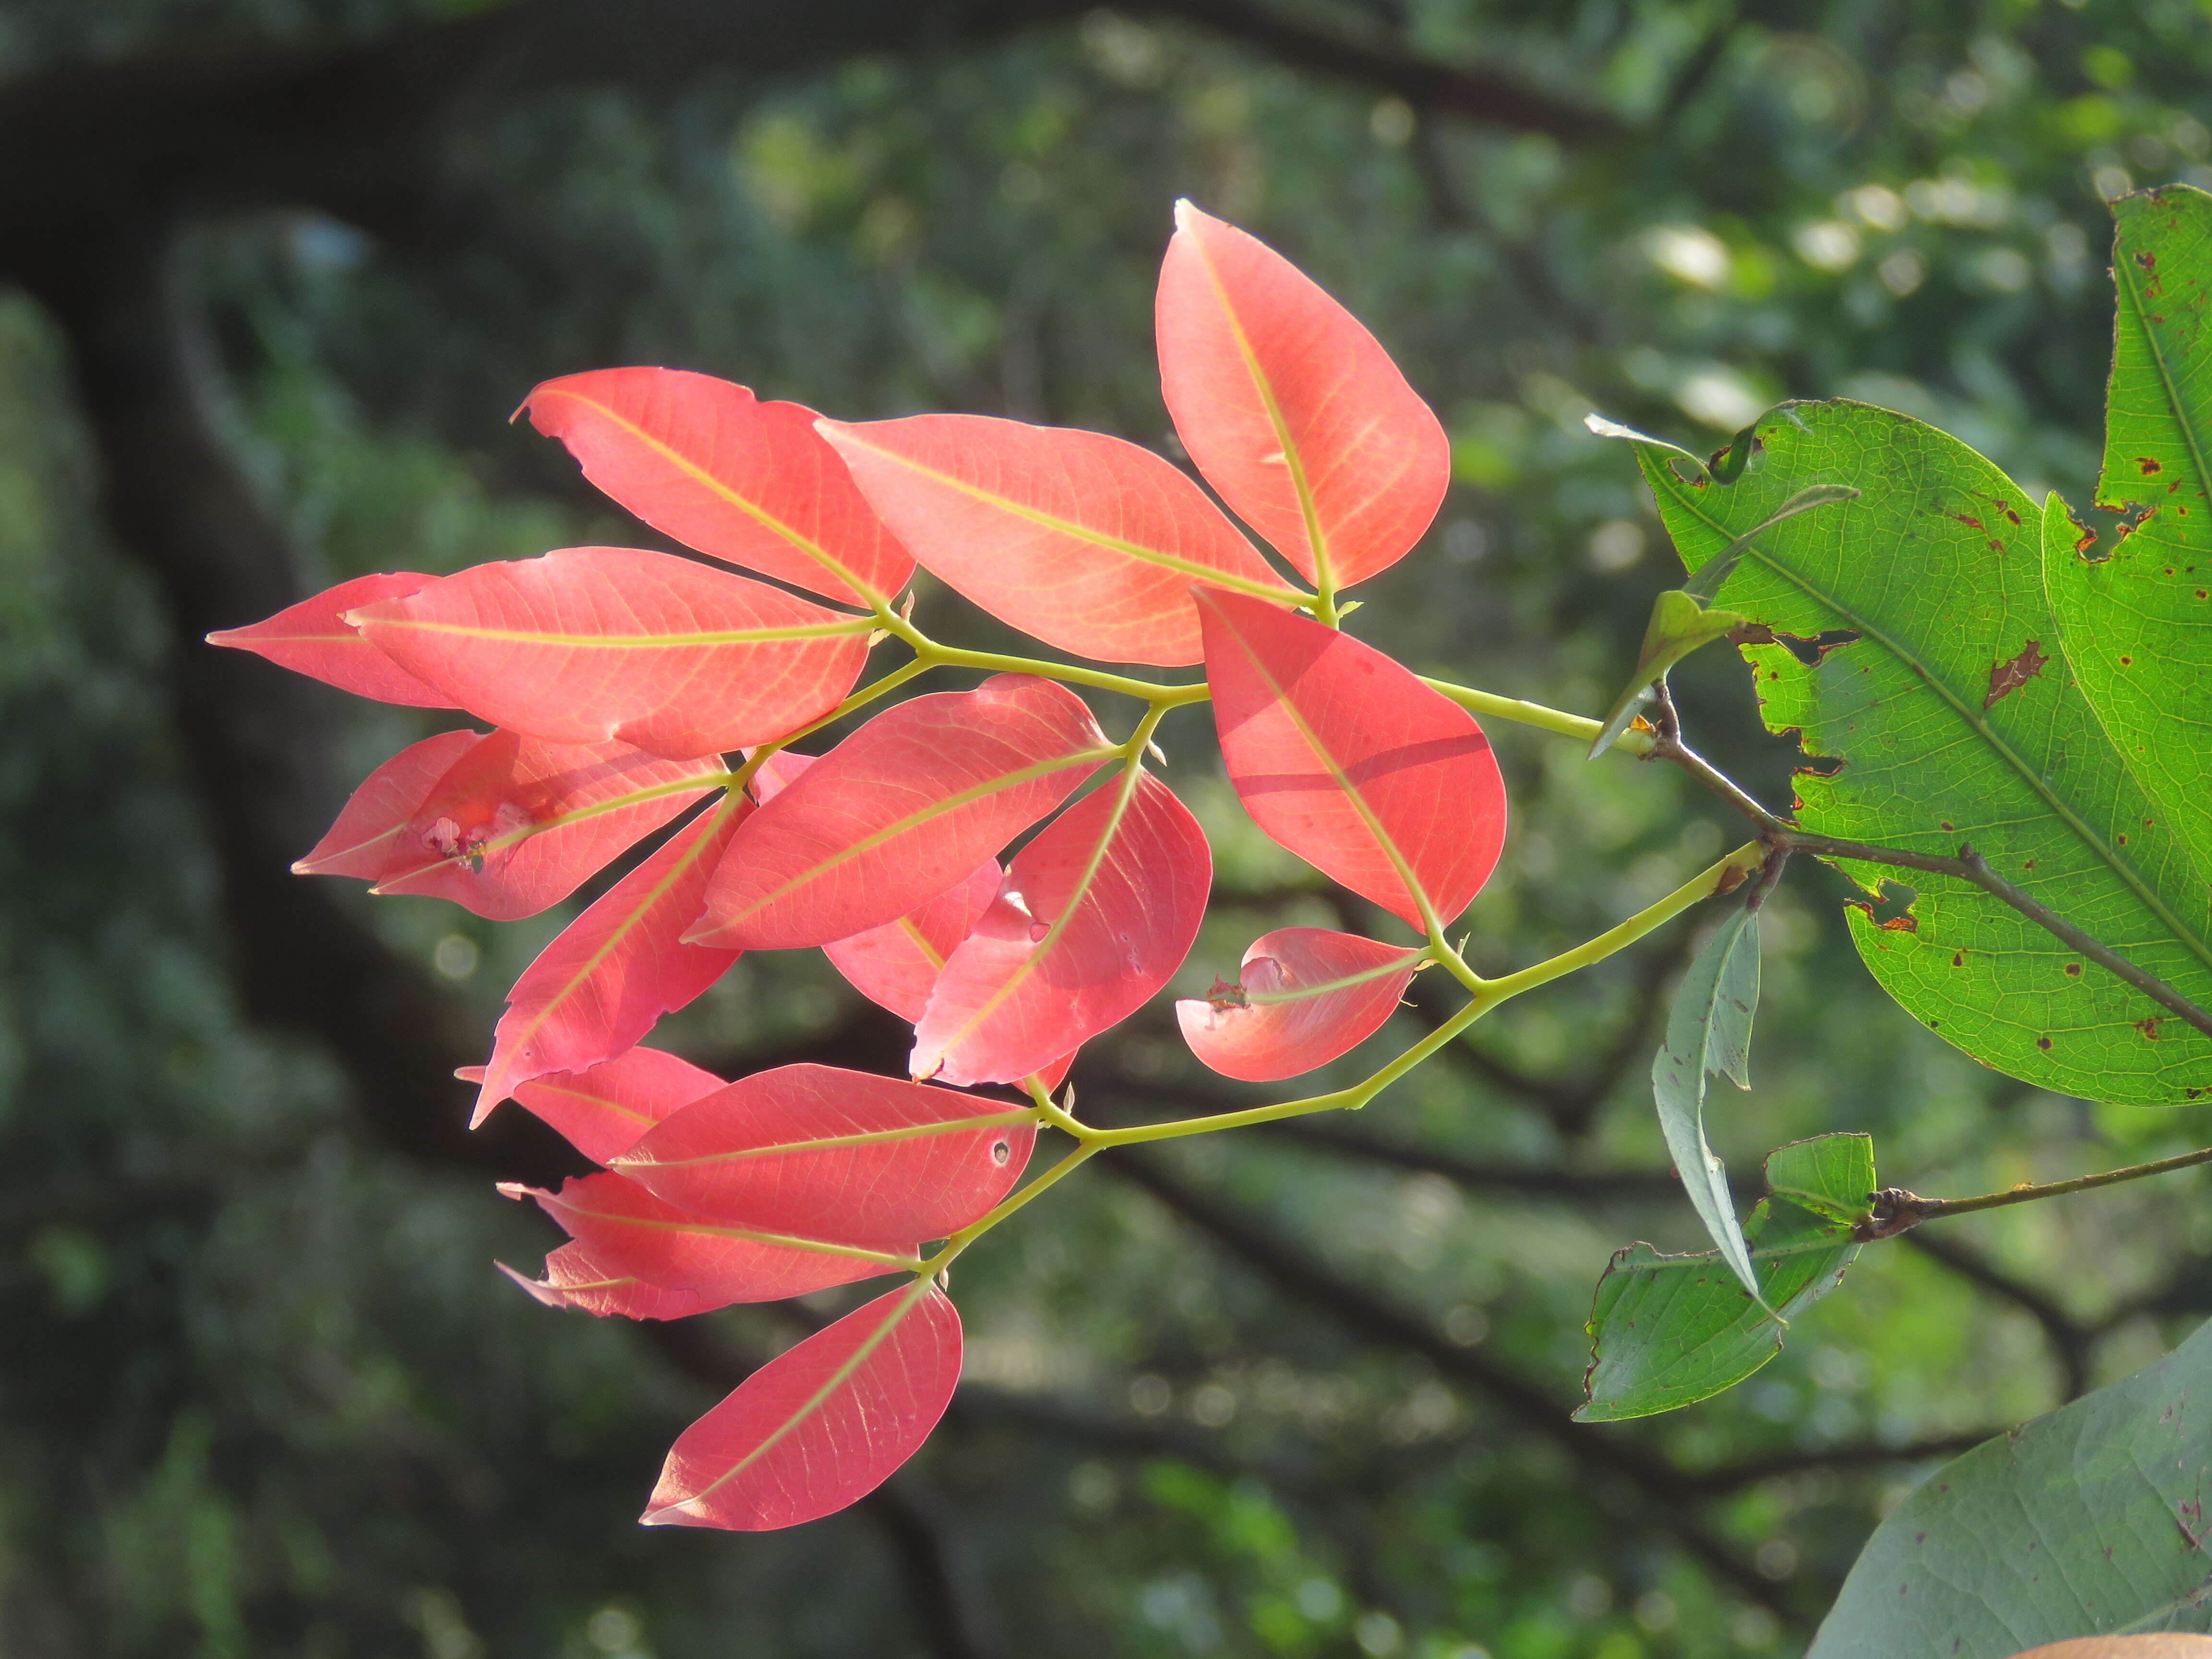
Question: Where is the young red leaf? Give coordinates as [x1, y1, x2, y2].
[1177, 926, 1424, 1082]
[692, 676, 1114, 950]
[523, 368, 915, 606]
[817, 414, 1300, 666]
[293, 729, 481, 878]
[206, 572, 454, 707]
[824, 855, 1002, 1020]
[644, 1281, 959, 1530]
[374, 730, 721, 920]
[610, 1063, 1035, 1244]
[1156, 202, 1449, 589]
[498, 1241, 736, 1321]
[505, 1046, 726, 1165]
[473, 800, 748, 1121]
[1198, 589, 1505, 929]
[505, 1172, 913, 1301]
[348, 548, 871, 761]
[912, 769, 1211, 1085]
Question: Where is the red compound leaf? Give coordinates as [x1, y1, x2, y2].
[207, 572, 453, 707]
[643, 1282, 960, 1530]
[523, 368, 914, 607]
[912, 769, 1210, 1085]
[692, 676, 1113, 950]
[498, 1241, 736, 1321]
[472, 798, 748, 1122]
[612, 1064, 1034, 1245]
[497, 1046, 726, 1166]
[348, 548, 871, 761]
[293, 730, 481, 879]
[817, 413, 1299, 666]
[505, 1172, 912, 1302]
[1156, 202, 1449, 590]
[373, 730, 721, 921]
[1198, 590, 1505, 929]
[1178, 926, 1424, 1082]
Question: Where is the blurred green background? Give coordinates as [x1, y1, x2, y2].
[4, 1, 2211, 1655]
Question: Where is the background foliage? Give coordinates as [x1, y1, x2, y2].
[5, 1, 2212, 1656]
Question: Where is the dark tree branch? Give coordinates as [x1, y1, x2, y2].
[1899, 1231, 2096, 1401]
[1681, 1432, 1993, 1494]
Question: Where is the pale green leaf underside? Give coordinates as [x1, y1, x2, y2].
[1652, 907, 1763, 1298]
[1809, 1314, 2212, 1657]
[1640, 403, 2212, 1106]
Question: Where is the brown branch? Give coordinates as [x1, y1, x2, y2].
[1681, 1431, 1993, 1494]
[1897, 1231, 2095, 1400]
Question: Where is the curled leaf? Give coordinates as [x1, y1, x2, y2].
[1652, 906, 1765, 1304]
[1178, 927, 1423, 1081]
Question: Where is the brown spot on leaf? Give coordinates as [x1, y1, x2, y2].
[2140, 1017, 2162, 1040]
[1880, 913, 1918, 933]
[2037, 1035, 2054, 1050]
[1952, 952, 1965, 966]
[1984, 639, 2050, 708]
[2137, 250, 2158, 272]
[2142, 457, 2164, 474]
[2065, 963, 2082, 976]
[2076, 522, 2100, 555]
[1954, 514, 1984, 530]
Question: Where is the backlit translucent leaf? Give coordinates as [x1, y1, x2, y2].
[817, 413, 1300, 666]
[1577, 1134, 1872, 1422]
[523, 368, 914, 605]
[912, 769, 1210, 1085]
[824, 856, 1002, 1021]
[206, 572, 452, 707]
[692, 675, 1113, 950]
[1651, 906, 1764, 1300]
[1177, 926, 1423, 1081]
[498, 1240, 735, 1321]
[612, 1063, 1034, 1244]
[1156, 200, 1448, 589]
[349, 548, 871, 761]
[472, 800, 747, 1119]
[1811, 1316, 2212, 1656]
[643, 1282, 960, 1530]
[503, 1045, 725, 1166]
[373, 730, 720, 921]
[1639, 402, 2212, 1105]
[293, 730, 481, 879]
[1197, 589, 1504, 929]
[2047, 187, 2212, 890]
[503, 1172, 911, 1302]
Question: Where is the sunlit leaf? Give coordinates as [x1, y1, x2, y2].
[207, 572, 452, 707]
[1197, 589, 1504, 929]
[349, 547, 871, 761]
[1156, 200, 1448, 589]
[1652, 905, 1765, 1301]
[497, 1240, 736, 1321]
[912, 769, 1210, 1085]
[817, 413, 1300, 666]
[823, 856, 1002, 1021]
[692, 675, 1113, 949]
[499, 1045, 726, 1166]
[1176, 926, 1423, 1081]
[293, 730, 481, 879]
[523, 368, 914, 606]
[644, 1282, 960, 1530]
[611, 1063, 1034, 1244]
[472, 799, 748, 1119]
[372, 731, 721, 921]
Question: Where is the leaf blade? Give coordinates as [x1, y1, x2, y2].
[207, 572, 452, 707]
[504, 1046, 727, 1166]
[1177, 926, 1424, 1081]
[1652, 907, 1764, 1300]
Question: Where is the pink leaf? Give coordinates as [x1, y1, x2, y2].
[472, 799, 748, 1120]
[1178, 927, 1424, 1082]
[506, 1046, 727, 1165]
[749, 749, 816, 804]
[348, 548, 871, 761]
[644, 1282, 959, 1530]
[1157, 202, 1449, 589]
[1198, 589, 1505, 929]
[693, 676, 1113, 949]
[611, 1063, 1034, 1244]
[505, 1172, 911, 1301]
[293, 730, 482, 878]
[912, 769, 1211, 1085]
[823, 856, 1002, 1021]
[498, 1241, 735, 1321]
[206, 572, 453, 707]
[817, 414, 1300, 666]
[373, 730, 721, 920]
[523, 369, 915, 606]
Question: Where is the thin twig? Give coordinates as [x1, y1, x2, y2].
[1856, 1144, 2212, 1240]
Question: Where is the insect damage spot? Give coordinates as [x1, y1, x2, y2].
[2140, 1017, 2163, 1041]
[1773, 628, 1861, 666]
[1202, 975, 1248, 1011]
[2142, 457, 2165, 474]
[1983, 639, 2050, 708]
[2037, 1035, 2054, 1050]
[1795, 752, 1847, 780]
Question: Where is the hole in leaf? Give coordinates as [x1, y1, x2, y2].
[1772, 628, 1860, 667]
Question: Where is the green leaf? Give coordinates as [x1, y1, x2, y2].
[1587, 589, 1746, 759]
[1575, 1133, 1871, 1423]
[1652, 905, 1764, 1299]
[1809, 1315, 2212, 1657]
[2046, 185, 2212, 895]
[1640, 401, 2212, 1106]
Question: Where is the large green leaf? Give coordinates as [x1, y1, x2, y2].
[2046, 185, 2212, 894]
[1576, 1133, 1870, 1422]
[1810, 1316, 2212, 1657]
[1637, 404, 2212, 1106]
